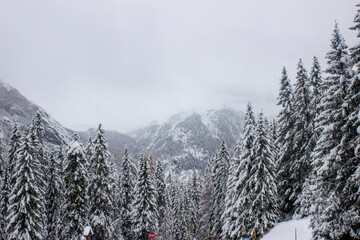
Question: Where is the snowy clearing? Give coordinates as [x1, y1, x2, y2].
[262, 218, 312, 240]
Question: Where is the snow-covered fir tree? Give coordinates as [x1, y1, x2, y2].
[210, 141, 230, 237]
[310, 22, 352, 240]
[88, 124, 116, 240]
[288, 59, 313, 213]
[7, 123, 22, 189]
[7, 130, 46, 240]
[245, 112, 280, 238]
[222, 103, 255, 239]
[55, 145, 66, 237]
[276, 67, 296, 214]
[295, 57, 324, 217]
[188, 170, 201, 239]
[337, 5, 360, 238]
[172, 183, 187, 240]
[45, 153, 63, 239]
[221, 141, 242, 239]
[155, 160, 167, 237]
[119, 148, 137, 240]
[132, 154, 158, 239]
[0, 136, 6, 240]
[199, 163, 214, 237]
[62, 134, 89, 239]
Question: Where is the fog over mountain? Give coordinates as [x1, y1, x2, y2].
[0, 79, 244, 173]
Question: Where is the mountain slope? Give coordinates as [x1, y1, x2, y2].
[131, 108, 244, 173]
[0, 79, 72, 146]
[0, 79, 245, 174]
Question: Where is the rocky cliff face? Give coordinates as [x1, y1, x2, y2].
[0, 80, 244, 173]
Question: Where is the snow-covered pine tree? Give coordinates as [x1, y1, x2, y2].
[2, 123, 23, 238]
[55, 145, 66, 237]
[288, 59, 313, 213]
[0, 136, 7, 240]
[309, 56, 324, 116]
[210, 141, 230, 237]
[221, 141, 242, 239]
[296, 57, 324, 217]
[132, 154, 158, 239]
[155, 160, 166, 237]
[7, 130, 46, 240]
[172, 183, 187, 240]
[199, 163, 214, 238]
[222, 103, 256, 239]
[188, 170, 201, 239]
[310, 22, 351, 240]
[62, 134, 89, 239]
[7, 123, 22, 189]
[28, 114, 48, 204]
[120, 148, 137, 240]
[164, 173, 176, 239]
[245, 112, 280, 238]
[324, 7, 360, 239]
[276, 67, 296, 214]
[85, 137, 94, 161]
[45, 153, 63, 239]
[88, 124, 115, 240]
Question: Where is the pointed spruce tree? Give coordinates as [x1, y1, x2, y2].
[88, 124, 115, 240]
[120, 148, 137, 240]
[210, 141, 230, 237]
[310, 22, 352, 240]
[132, 154, 158, 239]
[7, 130, 46, 240]
[62, 134, 89, 239]
[245, 112, 280, 238]
[276, 67, 296, 214]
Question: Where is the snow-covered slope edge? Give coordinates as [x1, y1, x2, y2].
[262, 218, 312, 240]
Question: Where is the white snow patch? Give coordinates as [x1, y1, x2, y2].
[262, 218, 312, 240]
[83, 226, 93, 236]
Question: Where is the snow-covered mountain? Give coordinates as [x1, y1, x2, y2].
[131, 108, 244, 173]
[0, 80, 245, 173]
[0, 79, 72, 147]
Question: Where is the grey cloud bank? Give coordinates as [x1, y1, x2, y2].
[0, 0, 357, 132]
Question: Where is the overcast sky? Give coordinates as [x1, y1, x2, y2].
[0, 0, 358, 132]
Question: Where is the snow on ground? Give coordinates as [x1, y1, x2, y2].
[262, 218, 312, 240]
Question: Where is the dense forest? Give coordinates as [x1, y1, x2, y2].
[1, 3, 360, 240]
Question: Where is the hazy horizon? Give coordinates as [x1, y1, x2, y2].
[0, 0, 358, 132]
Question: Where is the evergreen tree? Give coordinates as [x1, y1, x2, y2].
[310, 22, 351, 240]
[120, 148, 137, 240]
[55, 145, 66, 237]
[289, 59, 313, 212]
[7, 123, 22, 189]
[199, 163, 214, 238]
[88, 124, 115, 240]
[0, 136, 7, 240]
[172, 183, 187, 240]
[245, 112, 280, 238]
[62, 134, 89, 239]
[221, 142, 242, 239]
[188, 170, 201, 239]
[309, 56, 324, 116]
[210, 141, 230, 237]
[7, 131, 46, 240]
[45, 153, 63, 239]
[296, 57, 324, 217]
[155, 160, 167, 237]
[276, 67, 296, 213]
[132, 154, 158, 239]
[222, 103, 256, 239]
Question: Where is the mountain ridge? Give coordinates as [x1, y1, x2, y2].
[0, 79, 245, 173]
